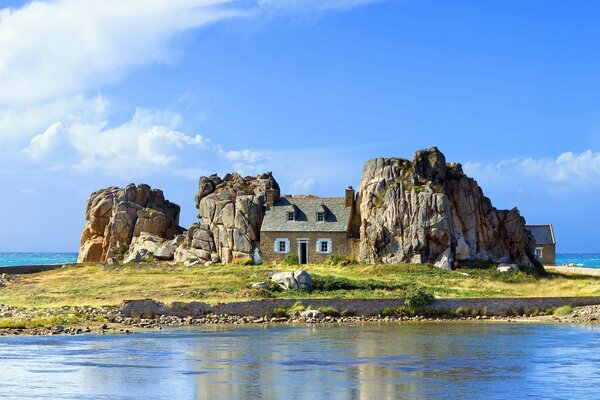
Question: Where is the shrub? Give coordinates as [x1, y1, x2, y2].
[282, 254, 299, 266]
[231, 258, 253, 266]
[287, 301, 306, 316]
[318, 306, 341, 317]
[311, 275, 406, 291]
[325, 254, 354, 266]
[553, 305, 573, 316]
[272, 307, 289, 318]
[403, 286, 435, 308]
[458, 258, 496, 270]
[118, 244, 129, 255]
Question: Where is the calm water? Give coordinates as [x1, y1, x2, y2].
[0, 252, 77, 267]
[0, 323, 599, 399]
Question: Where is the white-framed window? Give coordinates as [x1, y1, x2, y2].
[535, 247, 543, 259]
[316, 238, 332, 254]
[274, 238, 290, 254]
[287, 211, 295, 221]
[316, 211, 325, 222]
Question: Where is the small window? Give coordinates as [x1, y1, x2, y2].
[275, 239, 290, 254]
[316, 211, 325, 222]
[535, 247, 543, 259]
[320, 240, 329, 253]
[287, 211, 295, 221]
[316, 239, 332, 254]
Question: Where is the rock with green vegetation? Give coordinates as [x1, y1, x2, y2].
[77, 184, 184, 263]
[357, 147, 541, 271]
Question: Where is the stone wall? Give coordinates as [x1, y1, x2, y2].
[536, 244, 556, 265]
[121, 296, 600, 318]
[259, 231, 349, 263]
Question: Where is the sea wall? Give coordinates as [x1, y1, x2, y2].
[121, 296, 600, 318]
[0, 264, 66, 274]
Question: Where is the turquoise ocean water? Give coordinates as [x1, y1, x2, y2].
[0, 252, 598, 268]
[0, 252, 77, 267]
[556, 253, 600, 268]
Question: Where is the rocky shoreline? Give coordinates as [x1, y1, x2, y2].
[2, 303, 600, 337]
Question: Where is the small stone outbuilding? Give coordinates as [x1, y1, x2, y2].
[526, 224, 556, 265]
[259, 188, 357, 264]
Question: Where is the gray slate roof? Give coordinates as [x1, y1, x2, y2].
[526, 224, 556, 245]
[261, 197, 351, 232]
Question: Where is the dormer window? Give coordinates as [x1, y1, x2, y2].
[287, 211, 295, 221]
[316, 211, 325, 222]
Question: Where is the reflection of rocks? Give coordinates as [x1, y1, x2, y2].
[268, 270, 313, 291]
[77, 184, 183, 263]
[357, 147, 539, 269]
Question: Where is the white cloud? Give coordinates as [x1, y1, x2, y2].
[465, 150, 600, 195]
[289, 178, 317, 194]
[258, 0, 384, 12]
[0, 0, 384, 180]
[0, 0, 247, 106]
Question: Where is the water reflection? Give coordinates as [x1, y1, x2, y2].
[0, 323, 599, 399]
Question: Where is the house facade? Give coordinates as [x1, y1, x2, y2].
[259, 187, 357, 264]
[526, 224, 556, 265]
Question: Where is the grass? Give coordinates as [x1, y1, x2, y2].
[553, 305, 574, 316]
[0, 262, 599, 308]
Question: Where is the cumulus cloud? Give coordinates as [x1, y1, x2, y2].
[464, 150, 600, 195]
[289, 178, 317, 194]
[0, 0, 384, 179]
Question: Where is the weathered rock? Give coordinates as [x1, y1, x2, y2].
[434, 247, 453, 270]
[154, 241, 177, 261]
[77, 184, 183, 262]
[269, 270, 313, 291]
[124, 251, 143, 264]
[191, 172, 279, 264]
[357, 147, 540, 270]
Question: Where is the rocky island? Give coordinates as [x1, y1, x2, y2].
[1, 146, 596, 336]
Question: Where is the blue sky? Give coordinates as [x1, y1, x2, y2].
[0, 0, 599, 253]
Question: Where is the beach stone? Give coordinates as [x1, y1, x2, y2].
[497, 264, 519, 273]
[300, 310, 324, 320]
[249, 282, 269, 290]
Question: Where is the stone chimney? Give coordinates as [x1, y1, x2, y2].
[266, 189, 278, 207]
[345, 186, 355, 207]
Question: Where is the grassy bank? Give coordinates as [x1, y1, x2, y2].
[1, 262, 600, 308]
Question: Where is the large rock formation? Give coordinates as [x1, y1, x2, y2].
[357, 147, 539, 269]
[178, 172, 280, 264]
[77, 184, 183, 263]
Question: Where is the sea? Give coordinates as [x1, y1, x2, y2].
[1, 252, 599, 268]
[0, 323, 599, 399]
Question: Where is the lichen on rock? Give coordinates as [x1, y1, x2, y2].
[77, 184, 183, 263]
[357, 147, 539, 269]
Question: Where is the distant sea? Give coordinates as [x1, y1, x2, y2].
[0, 252, 599, 268]
[0, 252, 77, 267]
[556, 253, 600, 268]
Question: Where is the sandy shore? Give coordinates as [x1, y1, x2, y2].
[547, 265, 600, 277]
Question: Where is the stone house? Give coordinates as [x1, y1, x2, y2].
[259, 187, 358, 264]
[525, 224, 556, 265]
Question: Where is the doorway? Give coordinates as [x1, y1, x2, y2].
[298, 240, 308, 264]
